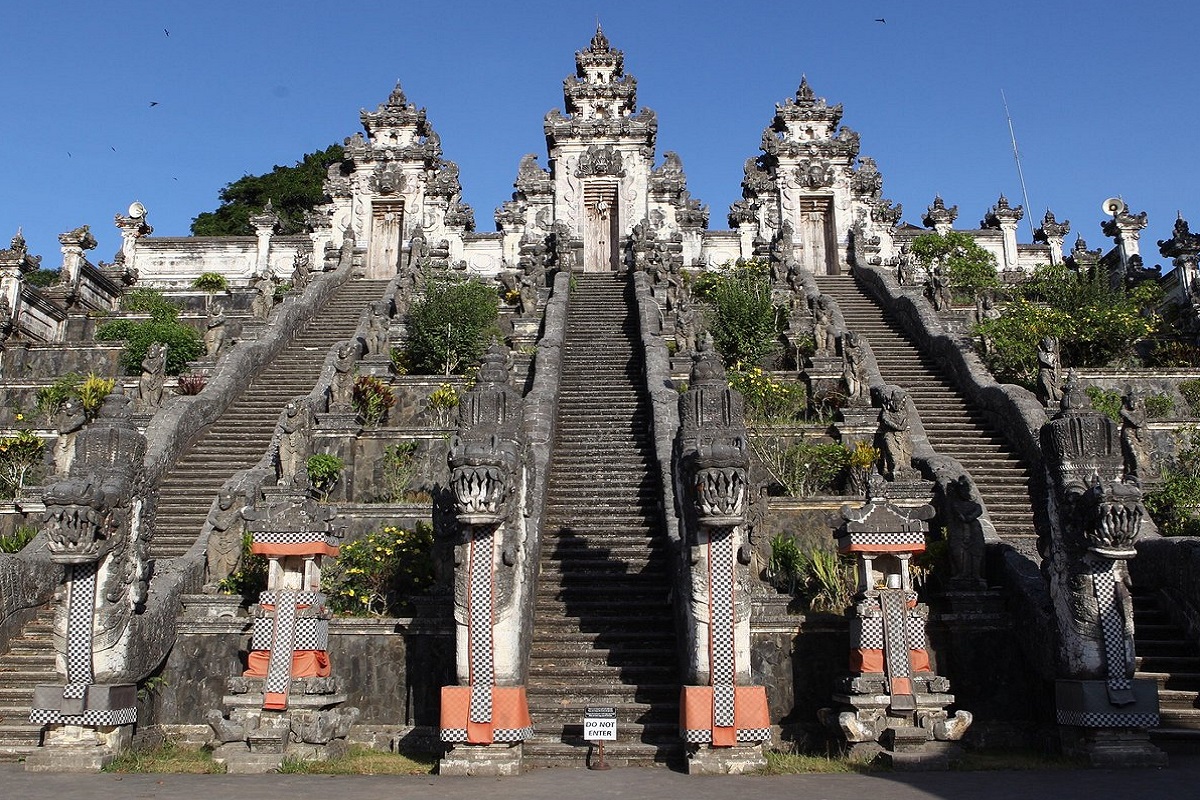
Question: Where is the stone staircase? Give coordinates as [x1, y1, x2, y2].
[1132, 589, 1200, 749]
[0, 607, 56, 761]
[523, 273, 681, 769]
[150, 279, 390, 560]
[815, 275, 1040, 559]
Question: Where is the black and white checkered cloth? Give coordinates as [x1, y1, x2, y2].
[1093, 565, 1132, 692]
[468, 529, 495, 724]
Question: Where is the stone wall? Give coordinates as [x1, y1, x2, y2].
[0, 536, 60, 652]
[150, 616, 453, 729]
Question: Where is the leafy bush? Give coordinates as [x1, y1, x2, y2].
[974, 264, 1158, 385]
[191, 272, 229, 293]
[0, 524, 38, 553]
[35, 373, 83, 417]
[379, 441, 421, 503]
[216, 533, 267, 597]
[1146, 428, 1200, 536]
[95, 318, 203, 375]
[322, 523, 434, 616]
[404, 275, 499, 375]
[1146, 394, 1175, 420]
[1181, 379, 1200, 415]
[425, 383, 460, 428]
[121, 288, 182, 319]
[77, 373, 115, 417]
[1146, 340, 1200, 368]
[352, 374, 396, 427]
[0, 430, 45, 499]
[1085, 386, 1123, 423]
[768, 533, 804, 593]
[693, 261, 780, 368]
[796, 547, 856, 612]
[729, 367, 807, 424]
[752, 435, 850, 497]
[909, 231, 999, 299]
[306, 453, 344, 500]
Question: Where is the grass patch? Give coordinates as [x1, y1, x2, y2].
[762, 750, 870, 774]
[103, 741, 225, 774]
[278, 746, 436, 775]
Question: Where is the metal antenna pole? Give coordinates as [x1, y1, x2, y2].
[1002, 89, 1037, 240]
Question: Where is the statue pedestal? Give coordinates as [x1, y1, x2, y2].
[239, 321, 267, 341]
[186, 358, 218, 377]
[508, 318, 540, 350]
[836, 404, 877, 448]
[685, 743, 767, 775]
[438, 742, 524, 776]
[803, 356, 843, 406]
[25, 683, 138, 772]
[357, 355, 394, 379]
[1056, 679, 1166, 767]
[182, 593, 245, 618]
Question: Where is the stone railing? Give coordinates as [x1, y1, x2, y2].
[1134, 537, 1200, 644]
[0, 535, 61, 652]
[511, 270, 569, 680]
[631, 271, 681, 552]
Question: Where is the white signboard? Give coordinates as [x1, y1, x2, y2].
[584, 707, 617, 741]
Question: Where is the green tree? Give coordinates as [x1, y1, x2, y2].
[96, 291, 203, 375]
[404, 275, 500, 375]
[190, 144, 344, 236]
[909, 231, 1000, 298]
[693, 260, 781, 368]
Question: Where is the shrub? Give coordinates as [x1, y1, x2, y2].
[1146, 428, 1200, 536]
[1181, 379, 1200, 415]
[191, 272, 229, 294]
[322, 523, 434, 616]
[768, 533, 804, 593]
[95, 318, 203, 375]
[404, 276, 500, 375]
[35, 373, 83, 417]
[425, 383, 460, 428]
[974, 264, 1157, 385]
[729, 367, 807, 424]
[1147, 340, 1200, 368]
[379, 440, 420, 503]
[1085, 386, 1123, 423]
[352, 374, 396, 427]
[77, 373, 115, 417]
[1145, 394, 1175, 420]
[909, 231, 999, 299]
[798, 547, 856, 612]
[121, 288, 182, 319]
[693, 261, 780, 368]
[752, 435, 850, 497]
[0, 430, 45, 499]
[0, 524, 38, 553]
[306, 453, 344, 500]
[176, 373, 207, 395]
[217, 533, 267, 597]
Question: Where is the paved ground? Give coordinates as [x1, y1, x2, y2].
[3, 758, 1199, 800]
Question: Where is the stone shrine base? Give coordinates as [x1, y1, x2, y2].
[685, 743, 766, 775]
[24, 723, 133, 772]
[439, 742, 524, 776]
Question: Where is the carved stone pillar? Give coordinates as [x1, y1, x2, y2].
[1040, 384, 1165, 767]
[251, 201, 280, 277]
[1101, 207, 1148, 290]
[982, 195, 1023, 272]
[1034, 210, 1070, 267]
[439, 347, 531, 776]
[114, 204, 152, 280]
[922, 197, 957, 237]
[675, 342, 769, 774]
[26, 389, 148, 772]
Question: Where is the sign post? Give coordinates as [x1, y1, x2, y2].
[583, 706, 617, 770]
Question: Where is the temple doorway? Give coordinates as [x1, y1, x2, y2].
[583, 182, 619, 272]
[798, 197, 839, 275]
[368, 199, 404, 279]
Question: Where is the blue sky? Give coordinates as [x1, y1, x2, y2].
[4, 1, 1196, 268]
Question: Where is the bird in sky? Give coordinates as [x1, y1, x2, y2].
[110, 146, 116, 152]
[149, 101, 159, 107]
[875, 18, 886, 23]
[164, 28, 170, 36]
